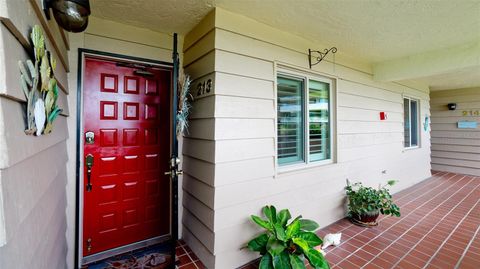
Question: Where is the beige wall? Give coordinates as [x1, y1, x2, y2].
[181, 10, 216, 268]
[182, 8, 432, 268]
[0, 0, 70, 268]
[431, 88, 480, 176]
[65, 16, 180, 269]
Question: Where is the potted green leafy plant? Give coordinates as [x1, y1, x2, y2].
[246, 205, 330, 269]
[345, 180, 401, 227]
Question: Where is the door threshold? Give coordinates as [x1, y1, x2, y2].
[82, 235, 171, 265]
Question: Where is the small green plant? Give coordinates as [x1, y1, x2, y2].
[247, 205, 330, 269]
[345, 180, 401, 218]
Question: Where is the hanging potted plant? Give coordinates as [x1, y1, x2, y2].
[345, 180, 401, 227]
[246, 205, 330, 269]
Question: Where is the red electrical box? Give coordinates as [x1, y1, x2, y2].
[380, 112, 387, 120]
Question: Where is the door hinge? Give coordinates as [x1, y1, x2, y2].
[87, 238, 92, 252]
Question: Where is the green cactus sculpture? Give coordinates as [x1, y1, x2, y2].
[19, 25, 62, 136]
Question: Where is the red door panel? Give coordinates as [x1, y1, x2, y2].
[83, 57, 171, 256]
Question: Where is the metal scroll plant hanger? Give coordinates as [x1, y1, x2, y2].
[308, 47, 337, 69]
[18, 25, 62, 136]
[176, 71, 193, 136]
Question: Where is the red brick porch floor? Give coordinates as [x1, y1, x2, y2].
[180, 171, 480, 268]
[176, 240, 205, 269]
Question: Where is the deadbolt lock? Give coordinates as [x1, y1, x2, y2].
[85, 131, 94, 144]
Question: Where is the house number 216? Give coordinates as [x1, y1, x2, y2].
[197, 79, 212, 97]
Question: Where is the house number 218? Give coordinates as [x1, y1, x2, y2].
[197, 79, 212, 97]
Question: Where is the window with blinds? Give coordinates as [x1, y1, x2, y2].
[277, 77, 304, 165]
[309, 80, 330, 161]
[277, 74, 332, 167]
[404, 97, 419, 148]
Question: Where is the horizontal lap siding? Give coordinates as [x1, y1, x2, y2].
[215, 138, 274, 163]
[0, 0, 70, 268]
[209, 9, 431, 269]
[182, 155, 215, 186]
[0, 120, 69, 268]
[83, 34, 172, 61]
[215, 157, 275, 186]
[183, 192, 215, 230]
[215, 72, 274, 100]
[182, 13, 217, 268]
[215, 96, 275, 119]
[430, 88, 480, 176]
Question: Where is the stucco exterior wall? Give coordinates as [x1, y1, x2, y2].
[0, 0, 70, 268]
[183, 8, 432, 268]
[65, 16, 180, 269]
[430, 87, 480, 176]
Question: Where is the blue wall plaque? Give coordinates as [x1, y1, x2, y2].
[457, 121, 477, 129]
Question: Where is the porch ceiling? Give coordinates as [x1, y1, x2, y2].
[416, 66, 480, 91]
[90, 0, 480, 90]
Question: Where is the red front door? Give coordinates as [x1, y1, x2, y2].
[82, 57, 171, 257]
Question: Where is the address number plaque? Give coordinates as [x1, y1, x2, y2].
[196, 78, 212, 97]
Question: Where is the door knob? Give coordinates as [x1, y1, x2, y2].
[165, 156, 182, 177]
[164, 170, 183, 176]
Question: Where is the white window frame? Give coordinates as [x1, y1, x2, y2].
[275, 67, 335, 173]
[403, 96, 421, 149]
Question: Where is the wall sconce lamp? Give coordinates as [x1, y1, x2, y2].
[447, 103, 457, 111]
[43, 0, 91, 33]
[308, 47, 337, 69]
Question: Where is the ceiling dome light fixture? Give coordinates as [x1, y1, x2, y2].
[43, 0, 91, 33]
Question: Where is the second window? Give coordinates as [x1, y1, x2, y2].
[403, 97, 420, 148]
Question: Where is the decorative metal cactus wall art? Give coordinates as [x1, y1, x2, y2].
[18, 25, 62, 136]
